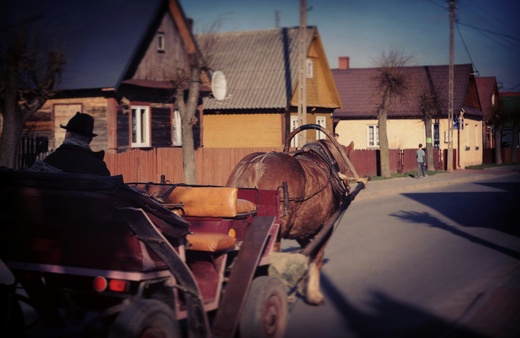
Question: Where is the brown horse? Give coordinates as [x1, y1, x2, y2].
[226, 135, 360, 305]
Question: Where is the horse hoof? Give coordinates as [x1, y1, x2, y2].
[306, 293, 325, 306]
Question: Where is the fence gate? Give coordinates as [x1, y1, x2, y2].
[18, 136, 49, 169]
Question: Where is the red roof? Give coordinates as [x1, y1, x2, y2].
[332, 64, 483, 119]
[476, 77, 498, 119]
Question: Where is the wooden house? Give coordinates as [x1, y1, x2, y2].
[332, 58, 485, 168]
[196, 26, 342, 148]
[22, 0, 208, 155]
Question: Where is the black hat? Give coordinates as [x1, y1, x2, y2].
[60, 112, 97, 137]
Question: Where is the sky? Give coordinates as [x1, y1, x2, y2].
[181, 0, 520, 92]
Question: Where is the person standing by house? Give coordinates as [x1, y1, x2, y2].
[416, 143, 427, 178]
[41, 112, 111, 176]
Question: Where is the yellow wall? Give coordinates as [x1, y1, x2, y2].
[336, 117, 483, 168]
[336, 119, 425, 149]
[459, 119, 483, 167]
[203, 113, 283, 148]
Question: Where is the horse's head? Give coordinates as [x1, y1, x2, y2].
[316, 139, 355, 180]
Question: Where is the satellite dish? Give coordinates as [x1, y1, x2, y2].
[211, 70, 227, 101]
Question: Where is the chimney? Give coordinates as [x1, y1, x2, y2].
[339, 56, 350, 70]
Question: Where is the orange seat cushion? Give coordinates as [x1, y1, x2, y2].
[186, 233, 236, 252]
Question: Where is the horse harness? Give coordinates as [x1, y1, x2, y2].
[290, 142, 350, 201]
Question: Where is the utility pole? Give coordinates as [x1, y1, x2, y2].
[447, 0, 455, 172]
[297, 0, 307, 148]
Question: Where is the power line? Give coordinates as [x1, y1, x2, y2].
[457, 22, 520, 44]
[456, 23, 478, 75]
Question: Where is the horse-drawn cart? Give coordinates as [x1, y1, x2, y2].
[0, 125, 366, 338]
[0, 171, 287, 338]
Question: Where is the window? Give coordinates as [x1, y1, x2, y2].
[157, 32, 165, 53]
[306, 58, 313, 78]
[433, 122, 440, 148]
[290, 116, 299, 147]
[172, 109, 182, 146]
[131, 105, 150, 147]
[367, 125, 379, 147]
[316, 116, 326, 140]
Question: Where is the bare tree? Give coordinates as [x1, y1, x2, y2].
[164, 1, 211, 184]
[172, 60, 204, 184]
[171, 13, 226, 184]
[372, 50, 411, 178]
[0, 27, 65, 169]
[511, 117, 519, 163]
[419, 72, 443, 170]
[501, 97, 520, 163]
[490, 103, 507, 165]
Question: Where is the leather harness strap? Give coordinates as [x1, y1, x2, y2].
[295, 142, 349, 200]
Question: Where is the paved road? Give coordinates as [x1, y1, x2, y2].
[284, 166, 520, 338]
[2, 166, 518, 337]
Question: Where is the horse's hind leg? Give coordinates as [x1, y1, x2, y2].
[297, 239, 325, 305]
[306, 248, 325, 305]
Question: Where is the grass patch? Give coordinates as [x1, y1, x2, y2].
[368, 170, 444, 181]
[466, 162, 520, 170]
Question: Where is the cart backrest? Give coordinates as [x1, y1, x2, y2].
[0, 170, 188, 272]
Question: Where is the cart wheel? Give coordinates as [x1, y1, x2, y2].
[109, 299, 180, 338]
[0, 284, 25, 336]
[239, 276, 288, 338]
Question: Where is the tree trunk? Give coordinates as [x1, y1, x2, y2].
[425, 118, 434, 170]
[494, 125, 503, 165]
[0, 69, 26, 169]
[511, 122, 518, 163]
[0, 111, 23, 169]
[378, 93, 391, 178]
[177, 65, 201, 184]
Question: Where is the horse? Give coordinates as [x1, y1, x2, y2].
[226, 125, 364, 305]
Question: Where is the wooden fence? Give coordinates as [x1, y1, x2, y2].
[482, 148, 520, 165]
[105, 147, 449, 185]
[17, 136, 49, 169]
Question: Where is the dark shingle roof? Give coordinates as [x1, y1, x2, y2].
[475, 77, 498, 118]
[197, 27, 315, 110]
[332, 64, 482, 119]
[3, 0, 165, 91]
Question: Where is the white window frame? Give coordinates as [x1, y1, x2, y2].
[306, 58, 313, 78]
[316, 116, 326, 140]
[157, 32, 165, 52]
[172, 108, 182, 146]
[465, 123, 469, 149]
[131, 105, 151, 148]
[367, 125, 379, 148]
[474, 124, 479, 149]
[290, 116, 299, 148]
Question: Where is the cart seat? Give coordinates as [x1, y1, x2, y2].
[186, 232, 236, 252]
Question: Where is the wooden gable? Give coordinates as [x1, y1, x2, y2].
[291, 31, 342, 110]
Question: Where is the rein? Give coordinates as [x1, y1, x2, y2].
[294, 142, 349, 199]
[285, 156, 334, 202]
